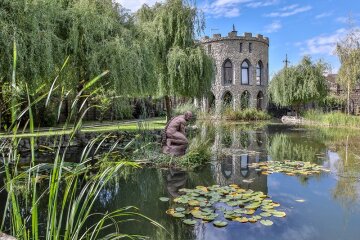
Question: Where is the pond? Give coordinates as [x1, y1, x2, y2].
[89, 123, 360, 240]
[1, 123, 360, 240]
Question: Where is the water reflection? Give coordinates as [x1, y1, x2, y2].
[166, 168, 188, 197]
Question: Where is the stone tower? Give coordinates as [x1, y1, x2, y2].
[200, 27, 269, 113]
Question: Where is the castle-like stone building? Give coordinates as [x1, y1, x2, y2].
[200, 27, 269, 113]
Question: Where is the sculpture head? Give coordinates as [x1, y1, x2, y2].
[184, 111, 193, 121]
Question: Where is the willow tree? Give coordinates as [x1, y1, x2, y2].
[335, 24, 360, 114]
[136, 0, 214, 120]
[0, 0, 155, 127]
[269, 56, 328, 115]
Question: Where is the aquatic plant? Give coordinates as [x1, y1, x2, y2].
[162, 184, 286, 227]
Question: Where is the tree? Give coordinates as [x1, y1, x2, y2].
[335, 21, 360, 115]
[136, 0, 214, 120]
[269, 56, 328, 115]
[0, 0, 155, 127]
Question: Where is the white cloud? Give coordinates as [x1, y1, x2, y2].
[299, 28, 347, 55]
[264, 20, 282, 33]
[265, 4, 312, 17]
[115, 0, 163, 12]
[315, 12, 333, 19]
[336, 17, 349, 24]
[202, 0, 252, 18]
[246, 0, 279, 8]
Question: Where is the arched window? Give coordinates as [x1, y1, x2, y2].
[240, 154, 250, 178]
[223, 91, 233, 106]
[256, 61, 263, 85]
[241, 61, 250, 85]
[223, 60, 233, 85]
[222, 155, 233, 179]
[257, 91, 264, 110]
[240, 90, 250, 109]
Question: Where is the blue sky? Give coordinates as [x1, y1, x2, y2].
[118, 0, 360, 77]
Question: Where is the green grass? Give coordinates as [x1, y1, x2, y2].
[304, 110, 360, 128]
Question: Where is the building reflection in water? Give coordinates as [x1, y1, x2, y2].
[211, 125, 268, 194]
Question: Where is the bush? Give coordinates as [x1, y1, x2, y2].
[222, 107, 271, 121]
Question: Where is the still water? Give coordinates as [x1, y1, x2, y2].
[92, 123, 360, 240]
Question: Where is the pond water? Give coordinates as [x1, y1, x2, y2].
[90, 123, 360, 240]
[1, 123, 360, 240]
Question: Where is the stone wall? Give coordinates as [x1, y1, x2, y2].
[200, 30, 269, 113]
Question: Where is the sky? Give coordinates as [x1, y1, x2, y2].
[117, 0, 360, 77]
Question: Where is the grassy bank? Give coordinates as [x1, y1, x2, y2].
[304, 110, 360, 128]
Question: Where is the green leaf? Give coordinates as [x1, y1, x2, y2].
[213, 221, 228, 227]
[260, 220, 274, 226]
[159, 197, 170, 202]
[183, 219, 197, 225]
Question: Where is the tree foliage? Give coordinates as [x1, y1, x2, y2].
[136, 0, 214, 117]
[0, 0, 157, 127]
[335, 21, 360, 114]
[269, 56, 328, 110]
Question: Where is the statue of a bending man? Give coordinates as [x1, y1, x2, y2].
[162, 111, 193, 156]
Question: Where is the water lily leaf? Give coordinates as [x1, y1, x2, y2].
[183, 219, 197, 225]
[213, 221, 228, 227]
[260, 212, 271, 217]
[234, 217, 248, 223]
[248, 217, 258, 223]
[176, 207, 185, 212]
[159, 197, 170, 202]
[166, 208, 175, 215]
[188, 200, 200, 206]
[272, 211, 286, 218]
[260, 220, 273, 226]
[172, 212, 185, 218]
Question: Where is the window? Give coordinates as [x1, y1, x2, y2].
[241, 91, 250, 109]
[249, 43, 252, 53]
[208, 44, 211, 54]
[256, 61, 262, 85]
[241, 61, 249, 85]
[240, 42, 243, 53]
[223, 60, 233, 85]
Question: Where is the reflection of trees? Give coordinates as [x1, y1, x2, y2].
[331, 136, 360, 211]
[240, 131, 250, 148]
[268, 133, 326, 164]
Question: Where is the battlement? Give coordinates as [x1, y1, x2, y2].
[201, 30, 269, 45]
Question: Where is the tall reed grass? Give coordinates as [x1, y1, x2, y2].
[0, 43, 162, 239]
[304, 110, 360, 128]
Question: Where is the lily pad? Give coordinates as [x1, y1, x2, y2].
[159, 197, 170, 202]
[260, 220, 274, 226]
[175, 207, 185, 212]
[213, 221, 228, 227]
[172, 212, 185, 218]
[183, 219, 197, 225]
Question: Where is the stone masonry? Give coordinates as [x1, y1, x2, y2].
[200, 27, 269, 113]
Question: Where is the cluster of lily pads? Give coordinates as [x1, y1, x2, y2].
[160, 184, 286, 228]
[249, 160, 330, 176]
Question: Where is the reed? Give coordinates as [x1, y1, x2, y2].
[0, 46, 162, 239]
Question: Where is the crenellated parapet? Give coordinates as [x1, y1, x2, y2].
[201, 31, 269, 46]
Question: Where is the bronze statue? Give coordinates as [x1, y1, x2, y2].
[162, 111, 193, 156]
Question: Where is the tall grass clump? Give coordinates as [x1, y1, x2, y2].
[304, 110, 360, 128]
[222, 107, 271, 121]
[0, 47, 162, 239]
